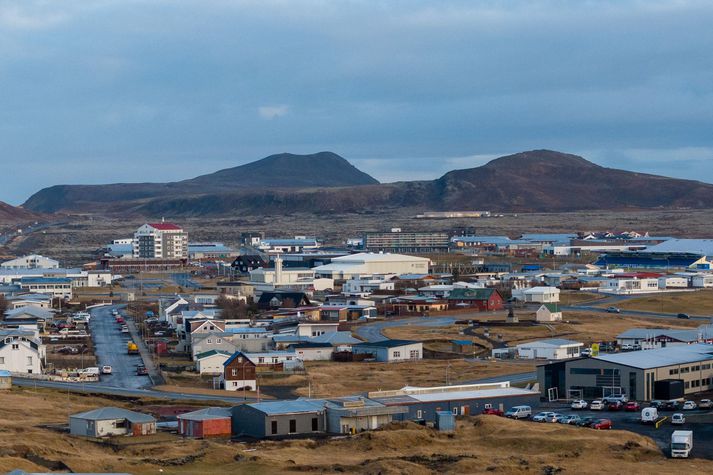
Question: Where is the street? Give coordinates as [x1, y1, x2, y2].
[88, 305, 149, 389]
[354, 316, 458, 342]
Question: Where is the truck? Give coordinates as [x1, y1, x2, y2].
[127, 341, 139, 355]
[670, 430, 693, 458]
[641, 407, 659, 423]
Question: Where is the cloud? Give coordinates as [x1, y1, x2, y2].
[258, 105, 289, 120]
[0, 3, 69, 30]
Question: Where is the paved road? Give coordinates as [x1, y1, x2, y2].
[89, 305, 149, 389]
[172, 272, 202, 289]
[13, 378, 256, 404]
[564, 304, 713, 322]
[354, 316, 459, 342]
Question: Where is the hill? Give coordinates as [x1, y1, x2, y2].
[0, 201, 43, 224]
[22, 152, 379, 213]
[22, 149, 713, 215]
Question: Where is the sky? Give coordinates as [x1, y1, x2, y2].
[1, 0, 713, 204]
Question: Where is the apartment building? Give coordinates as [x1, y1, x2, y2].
[133, 222, 188, 259]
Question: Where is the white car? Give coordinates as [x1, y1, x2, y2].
[671, 413, 685, 425]
[590, 400, 605, 411]
[699, 399, 712, 409]
[571, 400, 588, 410]
[101, 365, 112, 375]
[532, 412, 557, 423]
[682, 401, 697, 410]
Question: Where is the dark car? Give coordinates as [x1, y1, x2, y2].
[677, 313, 690, 319]
[136, 365, 148, 376]
[576, 417, 596, 427]
[661, 400, 680, 411]
[608, 401, 624, 411]
[591, 418, 613, 430]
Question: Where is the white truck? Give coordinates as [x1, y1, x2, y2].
[670, 430, 693, 458]
[641, 407, 658, 424]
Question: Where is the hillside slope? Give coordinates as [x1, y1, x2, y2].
[0, 201, 43, 224]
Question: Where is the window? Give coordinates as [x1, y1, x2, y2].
[289, 419, 297, 433]
[452, 407, 459, 415]
[685, 381, 691, 389]
[11, 344, 19, 350]
[410, 350, 420, 359]
[393, 351, 401, 358]
[681, 367, 690, 374]
[669, 368, 679, 375]
[271, 420, 278, 435]
[312, 417, 319, 431]
[416, 410, 423, 419]
[0, 357, 4, 364]
[207, 339, 212, 344]
[27, 357, 32, 366]
[217, 338, 222, 344]
[232, 368, 238, 377]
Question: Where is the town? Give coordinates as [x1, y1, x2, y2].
[2, 221, 713, 472]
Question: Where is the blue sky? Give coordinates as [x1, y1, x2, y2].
[1, 0, 713, 204]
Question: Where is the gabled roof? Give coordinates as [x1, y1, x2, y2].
[518, 338, 583, 348]
[70, 407, 155, 423]
[245, 399, 326, 416]
[4, 306, 54, 320]
[594, 343, 713, 369]
[540, 303, 560, 312]
[147, 222, 183, 231]
[195, 349, 233, 360]
[290, 342, 333, 349]
[177, 407, 231, 421]
[616, 328, 699, 342]
[447, 288, 498, 300]
[355, 339, 421, 349]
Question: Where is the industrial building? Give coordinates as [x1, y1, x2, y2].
[313, 253, 431, 280]
[537, 344, 713, 401]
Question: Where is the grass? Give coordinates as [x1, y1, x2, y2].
[604, 289, 713, 315]
[559, 291, 606, 305]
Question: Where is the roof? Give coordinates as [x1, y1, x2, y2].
[20, 277, 71, 284]
[616, 328, 699, 342]
[644, 239, 713, 256]
[331, 252, 430, 263]
[177, 407, 231, 421]
[245, 399, 326, 416]
[541, 303, 560, 312]
[290, 342, 333, 349]
[593, 343, 713, 369]
[451, 339, 474, 345]
[4, 306, 54, 319]
[225, 327, 269, 334]
[195, 349, 233, 360]
[355, 339, 421, 349]
[406, 386, 537, 403]
[70, 407, 156, 423]
[517, 338, 583, 348]
[310, 331, 361, 345]
[147, 222, 183, 231]
[447, 288, 498, 300]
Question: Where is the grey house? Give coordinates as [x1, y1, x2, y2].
[232, 400, 326, 438]
[69, 407, 156, 437]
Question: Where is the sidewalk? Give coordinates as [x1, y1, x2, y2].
[126, 318, 165, 386]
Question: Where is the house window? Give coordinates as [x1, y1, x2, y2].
[11, 344, 19, 350]
[416, 410, 423, 419]
[217, 338, 222, 344]
[232, 368, 238, 377]
[259, 357, 265, 363]
[27, 357, 32, 366]
[271, 420, 278, 435]
[312, 417, 319, 431]
[452, 407, 459, 415]
[207, 339, 212, 344]
[289, 419, 297, 433]
[393, 351, 401, 358]
[410, 350, 420, 359]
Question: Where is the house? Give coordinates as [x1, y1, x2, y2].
[658, 276, 689, 289]
[19, 277, 72, 299]
[692, 274, 713, 288]
[615, 328, 701, 350]
[516, 338, 583, 360]
[272, 331, 361, 351]
[324, 396, 407, 433]
[512, 286, 560, 303]
[195, 350, 233, 375]
[352, 340, 422, 362]
[4, 306, 54, 322]
[178, 407, 232, 438]
[342, 275, 396, 295]
[5, 293, 52, 310]
[232, 255, 267, 274]
[289, 342, 334, 361]
[447, 288, 504, 311]
[536, 303, 562, 322]
[232, 399, 327, 438]
[1, 255, 59, 270]
[602, 277, 660, 294]
[388, 296, 449, 316]
[296, 322, 339, 337]
[0, 329, 45, 374]
[222, 352, 257, 391]
[191, 332, 238, 360]
[257, 291, 312, 310]
[257, 237, 321, 253]
[69, 407, 156, 437]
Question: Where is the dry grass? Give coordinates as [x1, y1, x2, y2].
[604, 289, 713, 315]
[559, 291, 606, 305]
[2, 387, 710, 474]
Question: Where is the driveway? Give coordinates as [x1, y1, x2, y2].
[88, 305, 149, 389]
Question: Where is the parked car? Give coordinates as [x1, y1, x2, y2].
[571, 399, 588, 410]
[101, 365, 112, 375]
[698, 399, 712, 409]
[576, 417, 596, 427]
[136, 365, 148, 376]
[602, 394, 628, 404]
[671, 413, 686, 425]
[482, 407, 504, 416]
[682, 401, 697, 410]
[620, 344, 635, 351]
[606, 306, 621, 314]
[532, 412, 557, 423]
[625, 401, 641, 412]
[590, 400, 605, 411]
[649, 400, 664, 409]
[560, 415, 581, 425]
[552, 413, 567, 423]
[661, 400, 680, 411]
[591, 418, 613, 430]
[581, 348, 592, 357]
[677, 313, 690, 319]
[608, 401, 624, 411]
[504, 406, 532, 419]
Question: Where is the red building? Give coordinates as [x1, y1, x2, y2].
[178, 407, 232, 438]
[447, 288, 504, 311]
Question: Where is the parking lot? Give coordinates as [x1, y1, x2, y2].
[525, 402, 713, 460]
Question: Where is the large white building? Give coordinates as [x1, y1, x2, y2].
[342, 275, 396, 296]
[133, 222, 188, 259]
[249, 254, 333, 294]
[313, 253, 431, 280]
[0, 329, 45, 374]
[516, 338, 583, 360]
[512, 286, 560, 303]
[1, 255, 59, 270]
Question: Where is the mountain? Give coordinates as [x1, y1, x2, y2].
[0, 201, 43, 224]
[23, 152, 379, 213]
[23, 149, 713, 216]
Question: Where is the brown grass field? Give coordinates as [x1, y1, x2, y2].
[1, 387, 711, 474]
[603, 289, 713, 315]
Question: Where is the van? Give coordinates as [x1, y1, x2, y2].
[504, 405, 532, 419]
[641, 407, 659, 423]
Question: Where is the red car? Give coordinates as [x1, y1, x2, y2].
[608, 401, 623, 411]
[482, 408, 504, 416]
[625, 401, 640, 412]
[591, 418, 613, 430]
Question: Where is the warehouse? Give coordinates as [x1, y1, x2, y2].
[178, 407, 232, 438]
[538, 344, 713, 401]
[313, 253, 430, 281]
[232, 400, 326, 438]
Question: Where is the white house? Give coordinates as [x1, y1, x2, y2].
[536, 303, 562, 322]
[249, 254, 333, 294]
[342, 275, 396, 295]
[296, 322, 340, 338]
[515, 339, 583, 360]
[512, 286, 560, 303]
[692, 274, 713, 288]
[1, 255, 59, 270]
[290, 343, 334, 361]
[602, 277, 659, 295]
[352, 340, 423, 362]
[195, 350, 233, 375]
[658, 276, 689, 289]
[0, 329, 45, 374]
